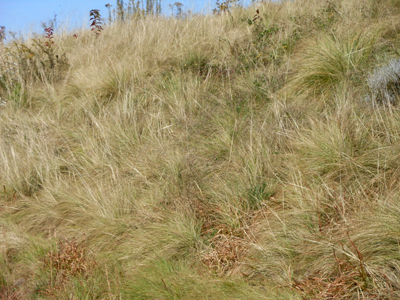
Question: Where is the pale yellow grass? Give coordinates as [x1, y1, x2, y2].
[1, 0, 400, 298]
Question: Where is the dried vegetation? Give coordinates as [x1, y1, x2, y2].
[1, 0, 400, 298]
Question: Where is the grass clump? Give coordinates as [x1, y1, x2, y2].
[2, 0, 400, 298]
[290, 29, 378, 100]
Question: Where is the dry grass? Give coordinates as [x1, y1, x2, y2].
[1, 0, 400, 298]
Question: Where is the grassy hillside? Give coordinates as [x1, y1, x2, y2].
[1, 0, 400, 298]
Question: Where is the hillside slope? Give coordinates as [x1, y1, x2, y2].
[1, 0, 400, 298]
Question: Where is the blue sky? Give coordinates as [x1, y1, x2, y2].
[0, 0, 253, 40]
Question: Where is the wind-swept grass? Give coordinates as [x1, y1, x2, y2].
[1, 0, 400, 298]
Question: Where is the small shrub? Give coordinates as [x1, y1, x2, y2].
[366, 58, 400, 105]
[213, 0, 240, 15]
[116, 0, 125, 22]
[33, 27, 57, 71]
[2, 27, 69, 85]
[0, 26, 6, 44]
[106, 0, 161, 24]
[169, 2, 184, 19]
[105, 3, 113, 24]
[243, 9, 292, 68]
[90, 9, 103, 37]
